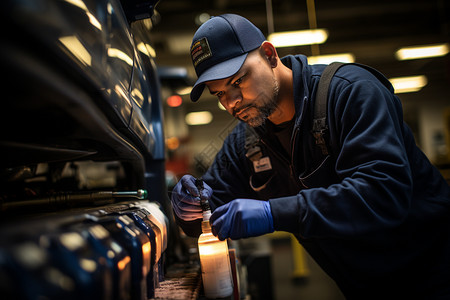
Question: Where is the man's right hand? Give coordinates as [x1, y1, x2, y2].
[170, 175, 212, 221]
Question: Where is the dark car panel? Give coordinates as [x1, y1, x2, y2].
[0, 0, 180, 298]
[0, 0, 161, 163]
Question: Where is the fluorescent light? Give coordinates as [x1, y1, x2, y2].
[176, 86, 192, 95]
[195, 13, 211, 25]
[389, 75, 427, 93]
[268, 29, 328, 47]
[185, 111, 213, 125]
[395, 43, 449, 60]
[308, 53, 355, 65]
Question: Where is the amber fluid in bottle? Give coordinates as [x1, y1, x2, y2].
[198, 217, 233, 298]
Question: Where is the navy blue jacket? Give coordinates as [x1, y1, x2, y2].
[179, 55, 450, 299]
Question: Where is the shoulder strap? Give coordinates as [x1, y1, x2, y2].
[312, 62, 345, 155]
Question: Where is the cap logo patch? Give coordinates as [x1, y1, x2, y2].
[191, 37, 212, 67]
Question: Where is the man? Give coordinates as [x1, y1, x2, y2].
[171, 14, 450, 299]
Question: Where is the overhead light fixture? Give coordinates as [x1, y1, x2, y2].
[389, 75, 427, 93]
[308, 53, 355, 65]
[195, 13, 211, 26]
[185, 111, 213, 125]
[268, 29, 328, 48]
[395, 43, 449, 60]
[176, 86, 192, 96]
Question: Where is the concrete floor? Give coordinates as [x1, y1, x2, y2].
[270, 237, 345, 300]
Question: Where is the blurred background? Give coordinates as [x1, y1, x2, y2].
[150, 0, 450, 183]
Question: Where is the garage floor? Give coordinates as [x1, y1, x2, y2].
[182, 232, 346, 300]
[270, 236, 345, 300]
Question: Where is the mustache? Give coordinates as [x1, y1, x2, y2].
[232, 104, 253, 117]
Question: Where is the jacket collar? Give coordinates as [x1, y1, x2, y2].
[280, 55, 311, 128]
[253, 54, 311, 137]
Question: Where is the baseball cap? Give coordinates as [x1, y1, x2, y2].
[189, 14, 266, 102]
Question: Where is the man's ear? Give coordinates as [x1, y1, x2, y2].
[260, 41, 278, 68]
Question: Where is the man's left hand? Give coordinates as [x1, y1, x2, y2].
[210, 199, 274, 240]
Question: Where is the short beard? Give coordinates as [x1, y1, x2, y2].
[245, 77, 280, 127]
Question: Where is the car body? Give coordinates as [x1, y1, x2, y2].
[0, 0, 178, 298]
[0, 0, 168, 204]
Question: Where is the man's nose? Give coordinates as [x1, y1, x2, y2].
[225, 89, 242, 109]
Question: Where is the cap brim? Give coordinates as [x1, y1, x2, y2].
[190, 53, 248, 102]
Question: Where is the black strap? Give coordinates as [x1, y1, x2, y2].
[312, 62, 345, 155]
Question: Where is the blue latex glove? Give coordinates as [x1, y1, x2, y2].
[170, 175, 213, 221]
[209, 199, 274, 240]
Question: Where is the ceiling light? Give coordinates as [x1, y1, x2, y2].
[268, 29, 328, 48]
[395, 43, 449, 60]
[308, 53, 355, 65]
[176, 86, 192, 95]
[195, 13, 211, 26]
[185, 111, 213, 125]
[389, 75, 427, 93]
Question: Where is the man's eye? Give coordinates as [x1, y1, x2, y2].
[216, 91, 224, 98]
[233, 77, 243, 86]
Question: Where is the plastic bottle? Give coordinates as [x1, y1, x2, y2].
[198, 214, 233, 298]
[196, 179, 233, 298]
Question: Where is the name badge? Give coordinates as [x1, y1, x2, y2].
[253, 157, 272, 173]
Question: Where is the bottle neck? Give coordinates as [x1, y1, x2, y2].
[201, 209, 212, 233]
[202, 220, 211, 233]
[202, 209, 211, 221]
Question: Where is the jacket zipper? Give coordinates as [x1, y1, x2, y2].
[289, 126, 302, 188]
[290, 126, 299, 178]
